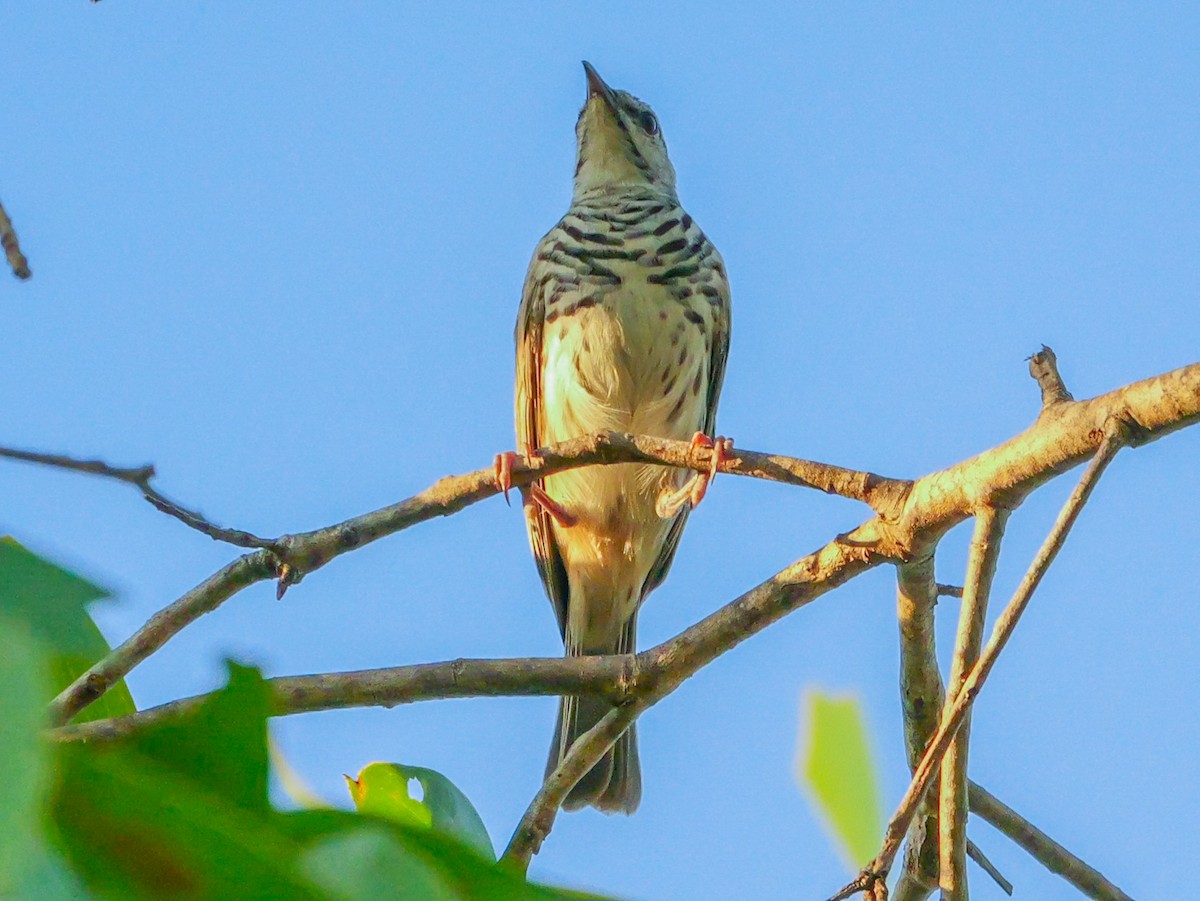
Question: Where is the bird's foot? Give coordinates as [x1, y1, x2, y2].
[493, 451, 521, 505]
[528, 484, 578, 527]
[656, 432, 733, 517]
[688, 432, 733, 507]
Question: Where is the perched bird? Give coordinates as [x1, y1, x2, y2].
[497, 62, 731, 813]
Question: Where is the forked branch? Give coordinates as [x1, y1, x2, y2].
[836, 425, 1125, 901]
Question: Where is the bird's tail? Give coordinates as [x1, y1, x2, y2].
[546, 614, 641, 814]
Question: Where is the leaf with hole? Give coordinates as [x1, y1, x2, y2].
[347, 761, 493, 860]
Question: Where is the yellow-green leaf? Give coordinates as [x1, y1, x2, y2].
[346, 763, 433, 831]
[796, 689, 883, 870]
[347, 762, 493, 860]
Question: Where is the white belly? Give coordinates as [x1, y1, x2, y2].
[538, 288, 710, 645]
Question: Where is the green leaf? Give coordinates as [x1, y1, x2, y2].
[283, 810, 606, 901]
[50, 743, 325, 901]
[301, 828, 460, 901]
[797, 689, 883, 870]
[12, 844, 94, 900]
[0, 537, 110, 654]
[130, 660, 270, 815]
[0, 618, 52, 896]
[347, 762, 493, 860]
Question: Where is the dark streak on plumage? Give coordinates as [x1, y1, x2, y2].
[666, 391, 687, 423]
[647, 263, 700, 284]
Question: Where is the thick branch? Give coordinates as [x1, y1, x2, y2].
[940, 506, 1009, 899]
[893, 557, 945, 900]
[52, 654, 634, 741]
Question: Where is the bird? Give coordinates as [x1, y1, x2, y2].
[496, 62, 731, 814]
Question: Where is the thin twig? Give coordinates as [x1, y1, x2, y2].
[940, 505, 1009, 899]
[0, 196, 31, 279]
[843, 425, 1124, 898]
[936, 583, 963, 598]
[968, 782, 1131, 900]
[503, 704, 640, 869]
[965, 839, 1012, 896]
[0, 446, 275, 548]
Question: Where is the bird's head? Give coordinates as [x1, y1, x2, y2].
[573, 62, 677, 200]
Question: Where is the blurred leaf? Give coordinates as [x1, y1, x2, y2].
[797, 689, 883, 870]
[131, 661, 270, 814]
[283, 810, 606, 901]
[0, 619, 51, 896]
[271, 734, 331, 809]
[12, 844, 94, 900]
[50, 743, 325, 901]
[0, 537, 109, 654]
[347, 762, 492, 860]
[301, 828, 459, 901]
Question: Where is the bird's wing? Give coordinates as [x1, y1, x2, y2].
[515, 248, 571, 639]
[641, 243, 732, 601]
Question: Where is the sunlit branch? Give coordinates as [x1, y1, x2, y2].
[839, 426, 1124, 900]
[940, 505, 1009, 898]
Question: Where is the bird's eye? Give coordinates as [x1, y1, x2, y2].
[638, 111, 659, 136]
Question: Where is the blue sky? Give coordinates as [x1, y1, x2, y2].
[3, 4, 1197, 899]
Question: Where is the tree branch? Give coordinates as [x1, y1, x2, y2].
[47, 362, 1196, 741]
[1029, 345, 1074, 406]
[0, 447, 275, 548]
[34, 358, 1199, 885]
[965, 840, 1012, 896]
[940, 505, 1009, 899]
[41, 434, 905, 726]
[503, 704, 639, 869]
[0, 195, 31, 279]
[51, 653, 634, 741]
[843, 424, 1125, 900]
[893, 557, 944, 900]
[968, 782, 1132, 901]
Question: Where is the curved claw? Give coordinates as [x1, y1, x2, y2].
[686, 433, 733, 509]
[493, 451, 520, 506]
[656, 434, 734, 517]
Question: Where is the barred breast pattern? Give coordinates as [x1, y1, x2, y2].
[528, 187, 729, 444]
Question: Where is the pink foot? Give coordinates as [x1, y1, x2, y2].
[687, 432, 734, 508]
[656, 433, 734, 517]
[528, 485, 578, 527]
[493, 451, 520, 505]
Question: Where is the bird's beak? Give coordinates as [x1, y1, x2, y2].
[582, 61, 619, 114]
